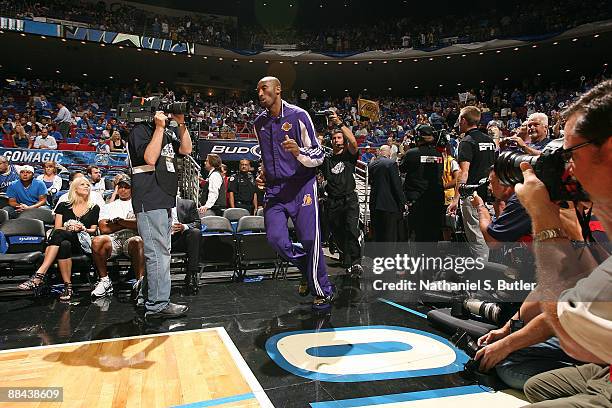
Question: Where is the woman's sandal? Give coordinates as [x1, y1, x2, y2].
[59, 283, 73, 302]
[18, 273, 45, 290]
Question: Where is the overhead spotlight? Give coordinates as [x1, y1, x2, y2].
[446, 56, 451, 59]
[100, 43, 105, 47]
[461, 54, 466, 57]
[61, 38, 66, 42]
[21, 33, 26, 37]
[187, 55, 192, 58]
[414, 86, 419, 89]
[294, 61, 298, 65]
[439, 84, 443, 87]
[82, 73, 88, 76]
[265, 60, 269, 63]
[137, 48, 142, 51]
[323, 62, 328, 65]
[218, 57, 223, 61]
[26, 67, 32, 71]
[398, 60, 403, 63]
[203, 56, 208, 59]
[289, 3, 293, 6]
[109, 76, 114, 79]
[160, 81, 164, 84]
[604, 63, 608, 66]
[338, 62, 342, 65]
[429, 57, 434, 61]
[513, 47, 519, 51]
[55, 70, 60, 74]
[572, 38, 577, 42]
[41, 36, 46, 39]
[457, 83, 462, 86]
[344, 89, 349, 92]
[368, 61, 373, 64]
[413, 59, 418, 62]
[594, 34, 600, 38]
[496, 50, 501, 53]
[0, 31, 4, 34]
[537, 73, 542, 76]
[172, 53, 177, 56]
[504, 77, 509, 81]
[480, 80, 485, 83]
[249, 59, 254, 63]
[233, 58, 238, 62]
[553, 41, 558, 45]
[565, 69, 571, 72]
[119, 46, 124, 49]
[80, 41, 86, 44]
[354, 61, 359, 65]
[308, 61, 313, 65]
[134, 78, 139, 81]
[279, 61, 284, 64]
[382, 61, 388, 64]
[478, 52, 484, 55]
[322, 89, 327, 92]
[364, 88, 368, 91]
[388, 87, 392, 91]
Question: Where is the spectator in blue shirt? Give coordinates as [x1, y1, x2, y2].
[507, 111, 521, 131]
[3, 165, 48, 219]
[0, 155, 19, 194]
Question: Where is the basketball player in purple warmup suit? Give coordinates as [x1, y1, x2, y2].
[254, 76, 336, 311]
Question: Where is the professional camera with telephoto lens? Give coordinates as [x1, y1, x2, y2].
[458, 177, 493, 203]
[494, 138, 589, 202]
[118, 96, 189, 123]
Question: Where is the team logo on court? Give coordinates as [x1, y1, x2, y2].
[282, 122, 293, 132]
[302, 194, 313, 206]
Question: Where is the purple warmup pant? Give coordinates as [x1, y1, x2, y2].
[264, 178, 333, 297]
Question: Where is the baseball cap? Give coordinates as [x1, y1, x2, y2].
[19, 165, 34, 173]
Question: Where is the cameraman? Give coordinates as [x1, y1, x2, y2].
[470, 167, 532, 249]
[128, 109, 192, 320]
[448, 106, 496, 260]
[399, 124, 444, 242]
[515, 80, 612, 406]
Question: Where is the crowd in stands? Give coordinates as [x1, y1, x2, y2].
[5, 0, 236, 48]
[1, 73, 608, 161]
[3, 0, 610, 52]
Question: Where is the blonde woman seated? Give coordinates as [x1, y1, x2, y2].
[18, 178, 100, 301]
[36, 160, 63, 193]
[109, 131, 126, 153]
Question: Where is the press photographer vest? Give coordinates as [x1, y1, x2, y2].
[129, 126, 178, 197]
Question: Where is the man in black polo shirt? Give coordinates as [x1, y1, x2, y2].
[128, 110, 192, 319]
[447, 106, 496, 260]
[321, 111, 363, 277]
[228, 159, 258, 214]
[399, 124, 444, 242]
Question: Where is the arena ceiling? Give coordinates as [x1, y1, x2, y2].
[1, 29, 609, 97]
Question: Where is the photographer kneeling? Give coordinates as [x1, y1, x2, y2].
[468, 168, 579, 390]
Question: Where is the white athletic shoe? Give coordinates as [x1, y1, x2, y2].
[91, 279, 113, 298]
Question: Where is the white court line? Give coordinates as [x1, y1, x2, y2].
[216, 327, 275, 408]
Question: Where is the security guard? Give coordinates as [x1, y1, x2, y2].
[228, 159, 258, 214]
[399, 124, 444, 242]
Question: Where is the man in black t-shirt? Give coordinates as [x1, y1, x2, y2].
[321, 111, 363, 277]
[447, 106, 496, 260]
[399, 125, 444, 242]
[128, 110, 192, 320]
[228, 159, 257, 214]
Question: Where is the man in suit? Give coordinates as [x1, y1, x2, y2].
[367, 145, 406, 242]
[171, 197, 201, 293]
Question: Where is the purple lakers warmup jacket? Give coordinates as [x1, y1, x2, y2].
[253, 101, 324, 199]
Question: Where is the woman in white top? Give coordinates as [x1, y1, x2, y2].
[36, 160, 63, 193]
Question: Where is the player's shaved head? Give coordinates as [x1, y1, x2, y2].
[258, 76, 281, 88]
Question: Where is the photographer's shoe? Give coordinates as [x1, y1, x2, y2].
[145, 303, 189, 320]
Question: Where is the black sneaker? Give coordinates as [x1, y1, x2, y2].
[312, 289, 338, 312]
[348, 264, 364, 278]
[145, 302, 189, 320]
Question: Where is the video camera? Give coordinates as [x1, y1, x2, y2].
[458, 177, 493, 203]
[313, 109, 335, 131]
[494, 138, 589, 202]
[118, 95, 189, 123]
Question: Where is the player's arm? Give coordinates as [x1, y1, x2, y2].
[293, 111, 325, 167]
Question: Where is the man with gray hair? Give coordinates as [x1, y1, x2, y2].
[505, 112, 551, 155]
[367, 144, 405, 242]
